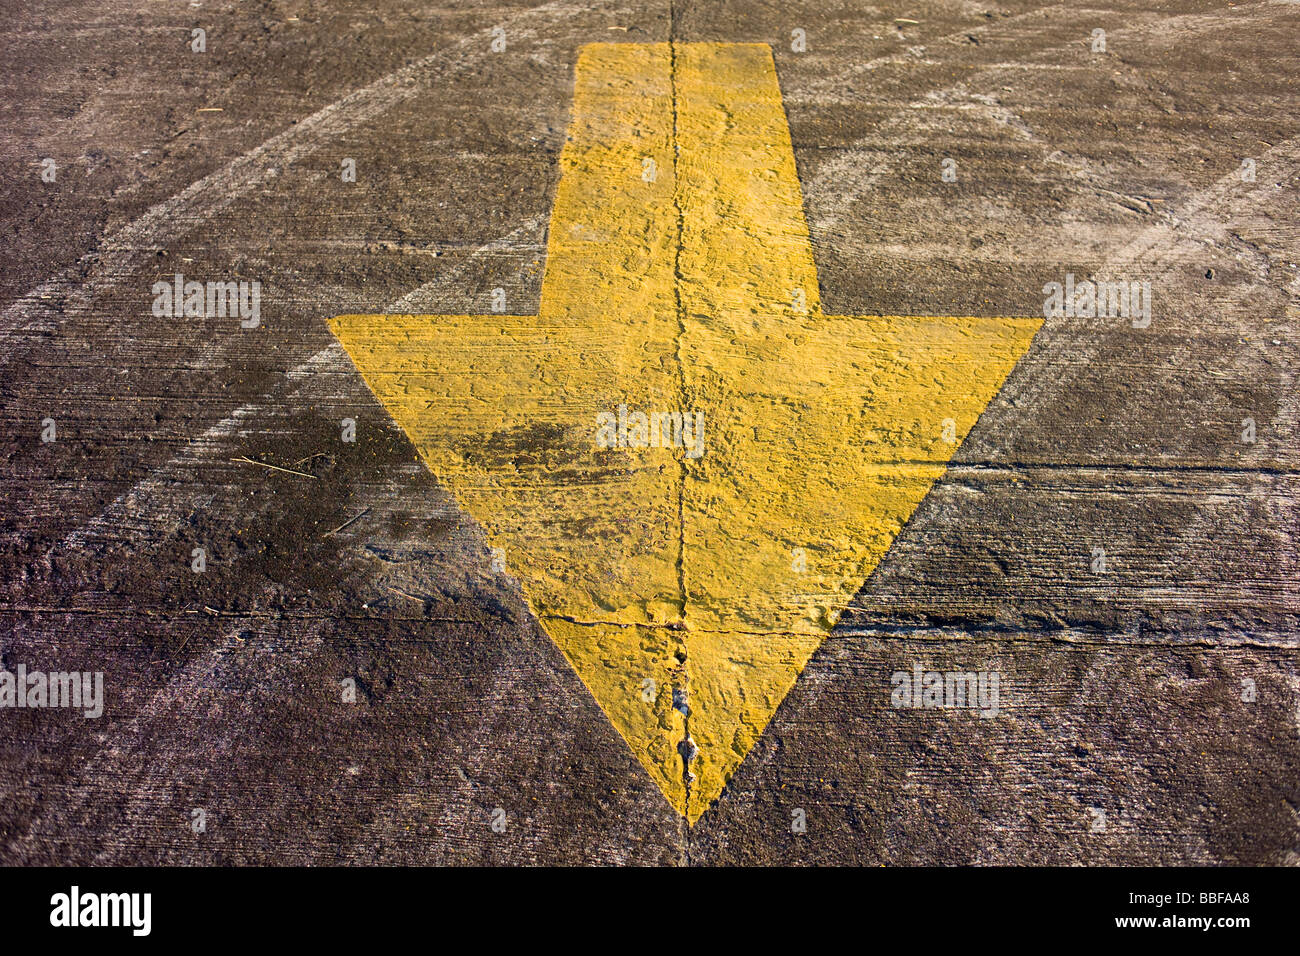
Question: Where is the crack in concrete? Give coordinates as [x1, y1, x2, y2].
[666, 3, 695, 855]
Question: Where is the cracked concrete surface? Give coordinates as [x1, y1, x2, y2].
[0, 0, 1297, 864]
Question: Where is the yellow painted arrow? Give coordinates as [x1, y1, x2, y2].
[331, 42, 1041, 822]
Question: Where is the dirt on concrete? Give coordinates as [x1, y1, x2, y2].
[0, 0, 1296, 864]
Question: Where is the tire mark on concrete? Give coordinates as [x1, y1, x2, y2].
[61, 219, 546, 549]
[802, 4, 1283, 239]
[0, 0, 588, 354]
[3, 620, 325, 864]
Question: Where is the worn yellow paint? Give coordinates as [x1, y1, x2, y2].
[330, 42, 1042, 822]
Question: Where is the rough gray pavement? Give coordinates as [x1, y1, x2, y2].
[0, 0, 1297, 864]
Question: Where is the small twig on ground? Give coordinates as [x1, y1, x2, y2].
[231, 456, 318, 479]
[324, 508, 370, 537]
